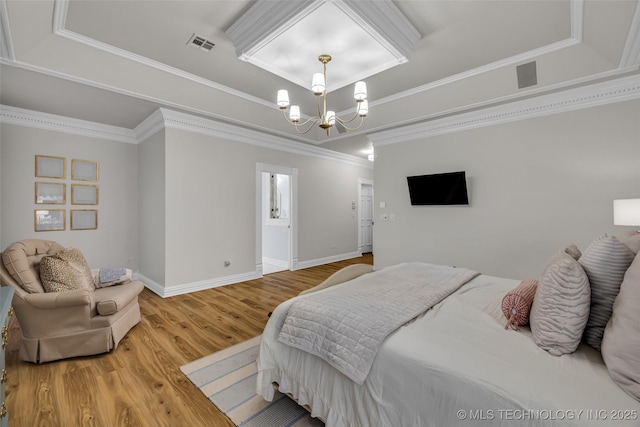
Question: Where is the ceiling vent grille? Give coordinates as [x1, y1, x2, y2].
[187, 33, 215, 52]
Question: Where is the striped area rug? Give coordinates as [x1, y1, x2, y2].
[180, 335, 323, 427]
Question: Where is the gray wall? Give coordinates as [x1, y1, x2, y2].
[0, 116, 372, 295]
[0, 123, 138, 268]
[373, 99, 640, 280]
[161, 127, 373, 289]
[137, 130, 166, 285]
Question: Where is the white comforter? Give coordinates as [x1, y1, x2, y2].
[277, 262, 479, 384]
[257, 272, 640, 427]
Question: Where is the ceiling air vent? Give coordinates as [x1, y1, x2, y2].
[187, 33, 215, 52]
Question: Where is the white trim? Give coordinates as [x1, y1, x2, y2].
[159, 109, 372, 169]
[134, 109, 166, 142]
[368, 38, 581, 111]
[619, 1, 640, 69]
[293, 251, 363, 270]
[136, 270, 262, 298]
[357, 178, 374, 255]
[0, 57, 319, 147]
[0, 102, 372, 169]
[0, 0, 15, 60]
[134, 273, 164, 297]
[256, 163, 298, 276]
[369, 73, 640, 146]
[47, 0, 588, 136]
[570, 0, 584, 43]
[0, 105, 138, 143]
[342, 0, 584, 114]
[52, 0, 274, 112]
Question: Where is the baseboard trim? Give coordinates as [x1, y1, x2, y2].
[136, 251, 365, 296]
[293, 251, 363, 270]
[135, 270, 262, 298]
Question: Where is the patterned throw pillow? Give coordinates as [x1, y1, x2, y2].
[40, 247, 94, 293]
[530, 252, 591, 356]
[502, 279, 538, 330]
[579, 234, 634, 351]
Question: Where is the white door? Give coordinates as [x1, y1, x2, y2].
[360, 183, 373, 253]
[256, 163, 297, 276]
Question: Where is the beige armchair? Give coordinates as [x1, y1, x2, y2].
[0, 239, 143, 363]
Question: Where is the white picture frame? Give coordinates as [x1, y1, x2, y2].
[71, 184, 98, 205]
[35, 182, 66, 204]
[34, 209, 66, 232]
[72, 159, 99, 181]
[71, 209, 98, 230]
[35, 155, 66, 179]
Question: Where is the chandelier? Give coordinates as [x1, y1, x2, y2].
[276, 54, 368, 136]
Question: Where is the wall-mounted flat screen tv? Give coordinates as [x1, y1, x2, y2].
[407, 171, 469, 205]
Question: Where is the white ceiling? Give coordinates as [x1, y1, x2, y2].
[0, 0, 639, 160]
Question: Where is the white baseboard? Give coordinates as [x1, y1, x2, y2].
[136, 250, 365, 297]
[135, 270, 262, 298]
[293, 251, 363, 270]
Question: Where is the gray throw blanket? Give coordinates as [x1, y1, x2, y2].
[99, 267, 127, 283]
[278, 262, 480, 384]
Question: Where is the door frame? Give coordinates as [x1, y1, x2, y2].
[358, 178, 374, 254]
[256, 163, 298, 274]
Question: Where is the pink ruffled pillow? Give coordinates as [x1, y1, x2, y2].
[502, 279, 538, 330]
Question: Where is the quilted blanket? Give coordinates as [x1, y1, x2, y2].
[277, 262, 479, 384]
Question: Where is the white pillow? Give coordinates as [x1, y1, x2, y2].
[530, 252, 591, 356]
[616, 230, 640, 255]
[601, 253, 640, 401]
[579, 234, 634, 350]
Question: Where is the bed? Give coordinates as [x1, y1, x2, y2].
[257, 240, 640, 426]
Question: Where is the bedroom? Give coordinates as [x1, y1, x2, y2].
[1, 0, 639, 426]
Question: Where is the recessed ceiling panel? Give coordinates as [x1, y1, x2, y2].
[226, 0, 421, 92]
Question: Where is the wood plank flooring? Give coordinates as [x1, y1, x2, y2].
[5, 254, 373, 427]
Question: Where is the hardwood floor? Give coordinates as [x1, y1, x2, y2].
[5, 254, 373, 427]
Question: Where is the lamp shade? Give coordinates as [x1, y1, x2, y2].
[311, 73, 325, 95]
[614, 199, 640, 226]
[357, 99, 368, 117]
[277, 90, 290, 108]
[289, 105, 300, 122]
[354, 81, 367, 101]
[326, 111, 336, 125]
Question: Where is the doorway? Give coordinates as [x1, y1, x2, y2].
[359, 179, 374, 254]
[256, 163, 298, 275]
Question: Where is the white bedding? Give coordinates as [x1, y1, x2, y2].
[278, 262, 479, 385]
[257, 272, 640, 427]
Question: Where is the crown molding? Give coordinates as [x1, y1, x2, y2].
[226, 0, 420, 91]
[620, 1, 640, 69]
[4, 72, 637, 167]
[0, 0, 15, 60]
[369, 73, 640, 146]
[225, 0, 318, 59]
[364, 1, 584, 109]
[338, 0, 421, 60]
[0, 104, 138, 143]
[0, 102, 373, 168]
[156, 109, 373, 169]
[134, 109, 165, 142]
[49, 0, 588, 134]
[51, 0, 274, 112]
